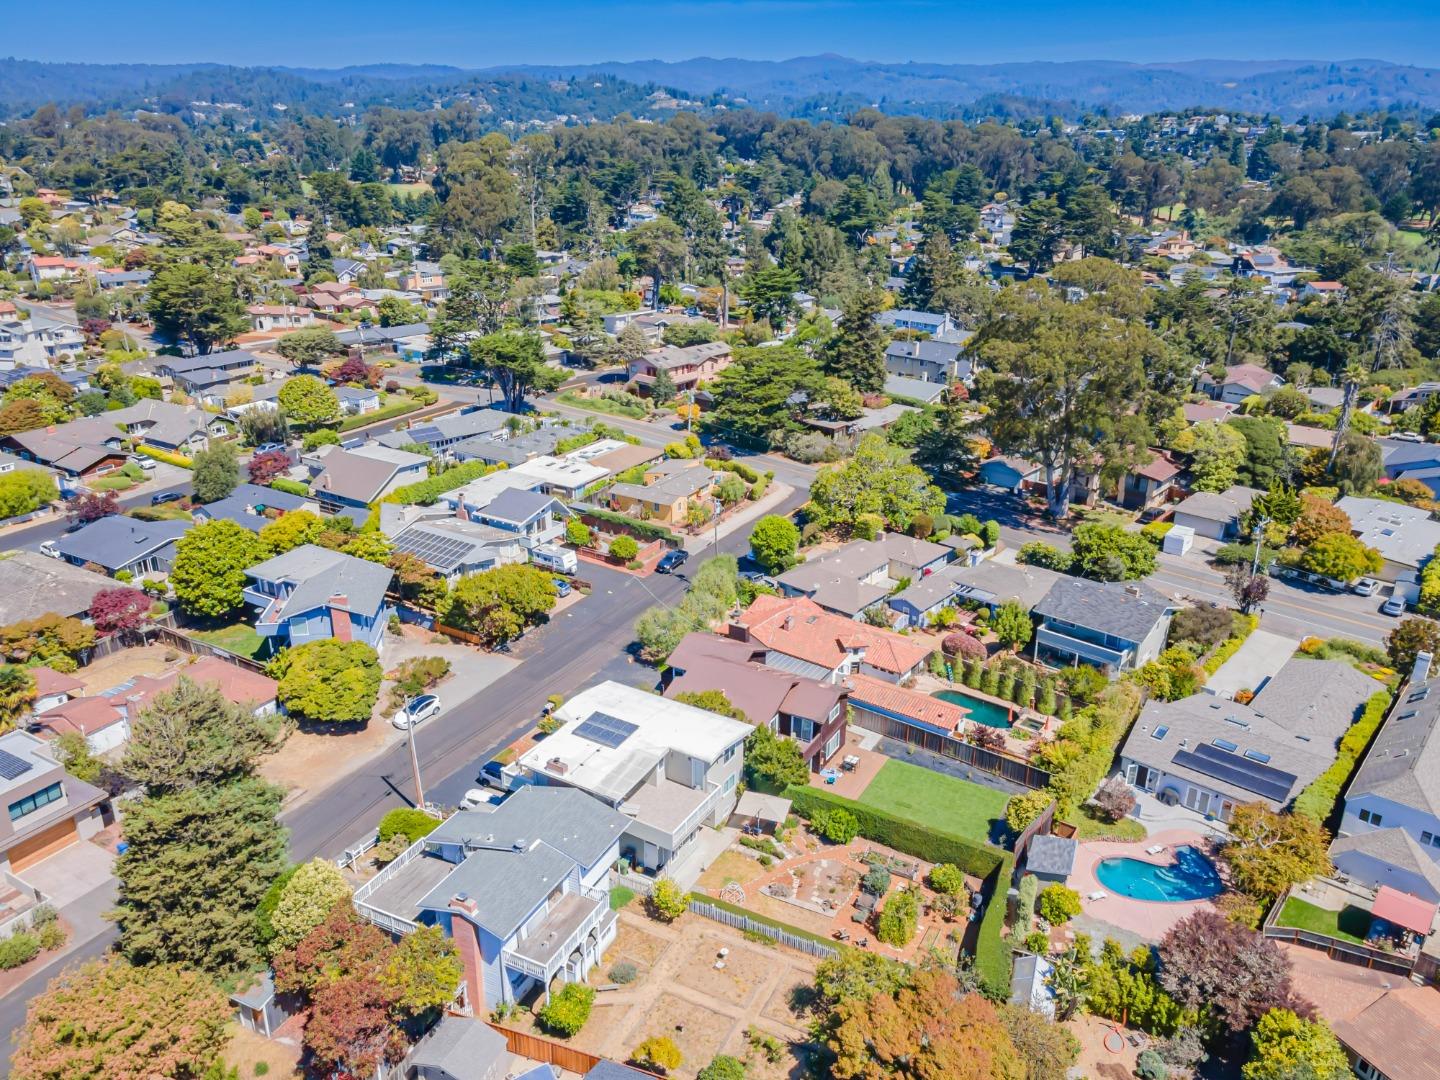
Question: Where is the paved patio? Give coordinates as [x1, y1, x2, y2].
[807, 731, 884, 799]
[1065, 828, 1220, 942]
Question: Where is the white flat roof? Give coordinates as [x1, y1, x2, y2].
[510, 455, 608, 489]
[519, 681, 750, 802]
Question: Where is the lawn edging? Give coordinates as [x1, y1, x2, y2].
[780, 783, 1013, 995]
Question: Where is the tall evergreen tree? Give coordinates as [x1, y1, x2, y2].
[826, 288, 888, 394]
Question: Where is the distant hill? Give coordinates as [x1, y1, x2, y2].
[2, 54, 1440, 120]
[481, 55, 1440, 117]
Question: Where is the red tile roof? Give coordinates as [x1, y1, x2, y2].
[736, 595, 933, 676]
[845, 674, 969, 733]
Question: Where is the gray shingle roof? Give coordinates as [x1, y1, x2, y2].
[477, 487, 559, 526]
[245, 544, 392, 620]
[1349, 677, 1440, 816]
[1330, 827, 1440, 897]
[55, 517, 189, 571]
[1032, 577, 1173, 645]
[1026, 833, 1077, 877]
[420, 787, 628, 939]
[0, 551, 113, 624]
[407, 1016, 507, 1080]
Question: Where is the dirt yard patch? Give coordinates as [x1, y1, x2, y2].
[673, 931, 777, 1006]
[696, 850, 769, 893]
[760, 969, 816, 1030]
[222, 1021, 301, 1079]
[632, 992, 730, 1071]
[75, 644, 184, 694]
[605, 919, 673, 970]
[719, 1024, 813, 1080]
[259, 719, 402, 802]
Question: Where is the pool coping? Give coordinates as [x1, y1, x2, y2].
[1093, 845, 1224, 905]
[1064, 828, 1223, 942]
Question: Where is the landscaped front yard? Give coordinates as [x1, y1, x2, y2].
[189, 622, 267, 660]
[1275, 896, 1373, 945]
[857, 758, 1009, 843]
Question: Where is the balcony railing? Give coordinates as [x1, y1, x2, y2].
[503, 885, 614, 983]
[352, 837, 428, 934]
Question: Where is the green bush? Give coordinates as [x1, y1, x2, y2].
[385, 460, 500, 507]
[37, 921, 65, 951]
[581, 506, 681, 545]
[812, 807, 859, 844]
[134, 444, 193, 468]
[609, 534, 639, 561]
[1022, 930, 1051, 955]
[1017, 541, 1073, 571]
[377, 807, 439, 844]
[1031, 680, 1144, 815]
[269, 477, 310, 497]
[928, 863, 967, 895]
[1201, 613, 1259, 676]
[608, 961, 639, 984]
[1016, 874, 1039, 921]
[336, 396, 423, 432]
[1294, 690, 1393, 823]
[1038, 884, 1083, 925]
[876, 889, 919, 946]
[536, 982, 594, 1037]
[1140, 521, 1174, 544]
[0, 932, 40, 969]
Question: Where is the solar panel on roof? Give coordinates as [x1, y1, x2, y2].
[575, 712, 638, 749]
[1171, 742, 1296, 803]
[0, 750, 33, 781]
[408, 426, 444, 444]
[393, 529, 478, 573]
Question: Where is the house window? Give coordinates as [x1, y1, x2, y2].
[1359, 809, 1383, 826]
[1424, 831, 1434, 846]
[824, 729, 842, 759]
[8, 782, 63, 822]
[722, 745, 736, 763]
[1243, 749, 1272, 764]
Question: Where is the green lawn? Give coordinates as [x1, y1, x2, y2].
[1071, 806, 1147, 842]
[555, 390, 648, 420]
[189, 623, 267, 660]
[1276, 897, 1372, 945]
[609, 886, 636, 911]
[857, 758, 1010, 843]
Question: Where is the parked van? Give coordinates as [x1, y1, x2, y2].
[530, 543, 578, 574]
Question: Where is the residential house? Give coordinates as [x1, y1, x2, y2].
[627, 341, 732, 396]
[224, 382, 283, 420]
[54, 517, 189, 578]
[1300, 280, 1346, 301]
[193, 483, 319, 534]
[517, 681, 748, 872]
[335, 385, 382, 416]
[1333, 984, 1440, 1080]
[301, 281, 370, 316]
[883, 337, 975, 385]
[108, 400, 230, 454]
[333, 321, 430, 355]
[1032, 577, 1176, 673]
[157, 350, 259, 406]
[451, 427, 567, 468]
[244, 544, 394, 650]
[775, 533, 950, 621]
[34, 659, 280, 755]
[25, 255, 95, 284]
[608, 460, 717, 526]
[1117, 658, 1374, 821]
[1143, 230, 1196, 260]
[385, 508, 529, 585]
[332, 258, 365, 284]
[246, 305, 315, 333]
[398, 261, 449, 303]
[1120, 451, 1184, 511]
[1196, 363, 1285, 405]
[1337, 496, 1440, 584]
[0, 309, 86, 366]
[311, 446, 429, 511]
[1171, 485, 1263, 540]
[978, 455, 1042, 492]
[586, 442, 667, 480]
[28, 669, 85, 716]
[876, 309, 956, 336]
[0, 552, 113, 625]
[801, 402, 919, 443]
[95, 269, 152, 292]
[406, 1016, 508, 1080]
[375, 409, 519, 462]
[663, 633, 847, 771]
[887, 557, 1059, 630]
[883, 374, 947, 404]
[0, 730, 111, 874]
[731, 594, 935, 685]
[1379, 439, 1440, 498]
[352, 786, 627, 1013]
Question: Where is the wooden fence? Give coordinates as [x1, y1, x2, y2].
[688, 899, 839, 960]
[1262, 886, 1426, 980]
[486, 1023, 606, 1075]
[848, 704, 1051, 789]
[147, 625, 268, 674]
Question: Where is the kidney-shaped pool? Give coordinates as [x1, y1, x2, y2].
[1094, 845, 1224, 902]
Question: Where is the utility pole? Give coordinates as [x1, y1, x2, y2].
[406, 719, 426, 812]
[1250, 515, 1271, 580]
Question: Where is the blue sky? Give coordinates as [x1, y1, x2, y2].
[11, 0, 1440, 68]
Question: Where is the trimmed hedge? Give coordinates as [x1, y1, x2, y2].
[1201, 613, 1259, 676]
[134, 444, 193, 468]
[1293, 690, 1393, 823]
[782, 785, 1004, 879]
[384, 460, 504, 508]
[336, 397, 426, 432]
[781, 783, 1014, 995]
[580, 505, 681, 546]
[269, 478, 310, 497]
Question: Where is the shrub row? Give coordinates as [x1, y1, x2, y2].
[134, 444, 193, 468]
[706, 458, 772, 485]
[1292, 690, 1393, 823]
[385, 460, 503, 508]
[781, 785, 1003, 880]
[580, 506, 680, 546]
[269, 477, 310, 497]
[1201, 613, 1260, 676]
[1031, 680, 1145, 814]
[973, 853, 1015, 997]
[336, 397, 424, 432]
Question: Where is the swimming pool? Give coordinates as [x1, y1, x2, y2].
[931, 689, 1017, 729]
[1094, 845, 1224, 902]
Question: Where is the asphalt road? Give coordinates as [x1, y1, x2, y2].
[2, 478, 193, 555]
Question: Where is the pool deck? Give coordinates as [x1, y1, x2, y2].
[1065, 828, 1220, 942]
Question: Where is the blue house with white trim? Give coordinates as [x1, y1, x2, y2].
[243, 544, 393, 650]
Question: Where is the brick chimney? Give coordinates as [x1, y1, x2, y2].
[329, 597, 352, 642]
[448, 894, 484, 1014]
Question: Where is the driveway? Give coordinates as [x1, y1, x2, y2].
[19, 839, 115, 909]
[1205, 627, 1300, 697]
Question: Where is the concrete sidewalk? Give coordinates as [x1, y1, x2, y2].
[1206, 627, 1300, 697]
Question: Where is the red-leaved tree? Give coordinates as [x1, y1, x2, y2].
[89, 587, 151, 637]
[66, 490, 120, 526]
[1158, 909, 1313, 1033]
[334, 356, 374, 386]
[248, 449, 292, 485]
[304, 975, 407, 1079]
